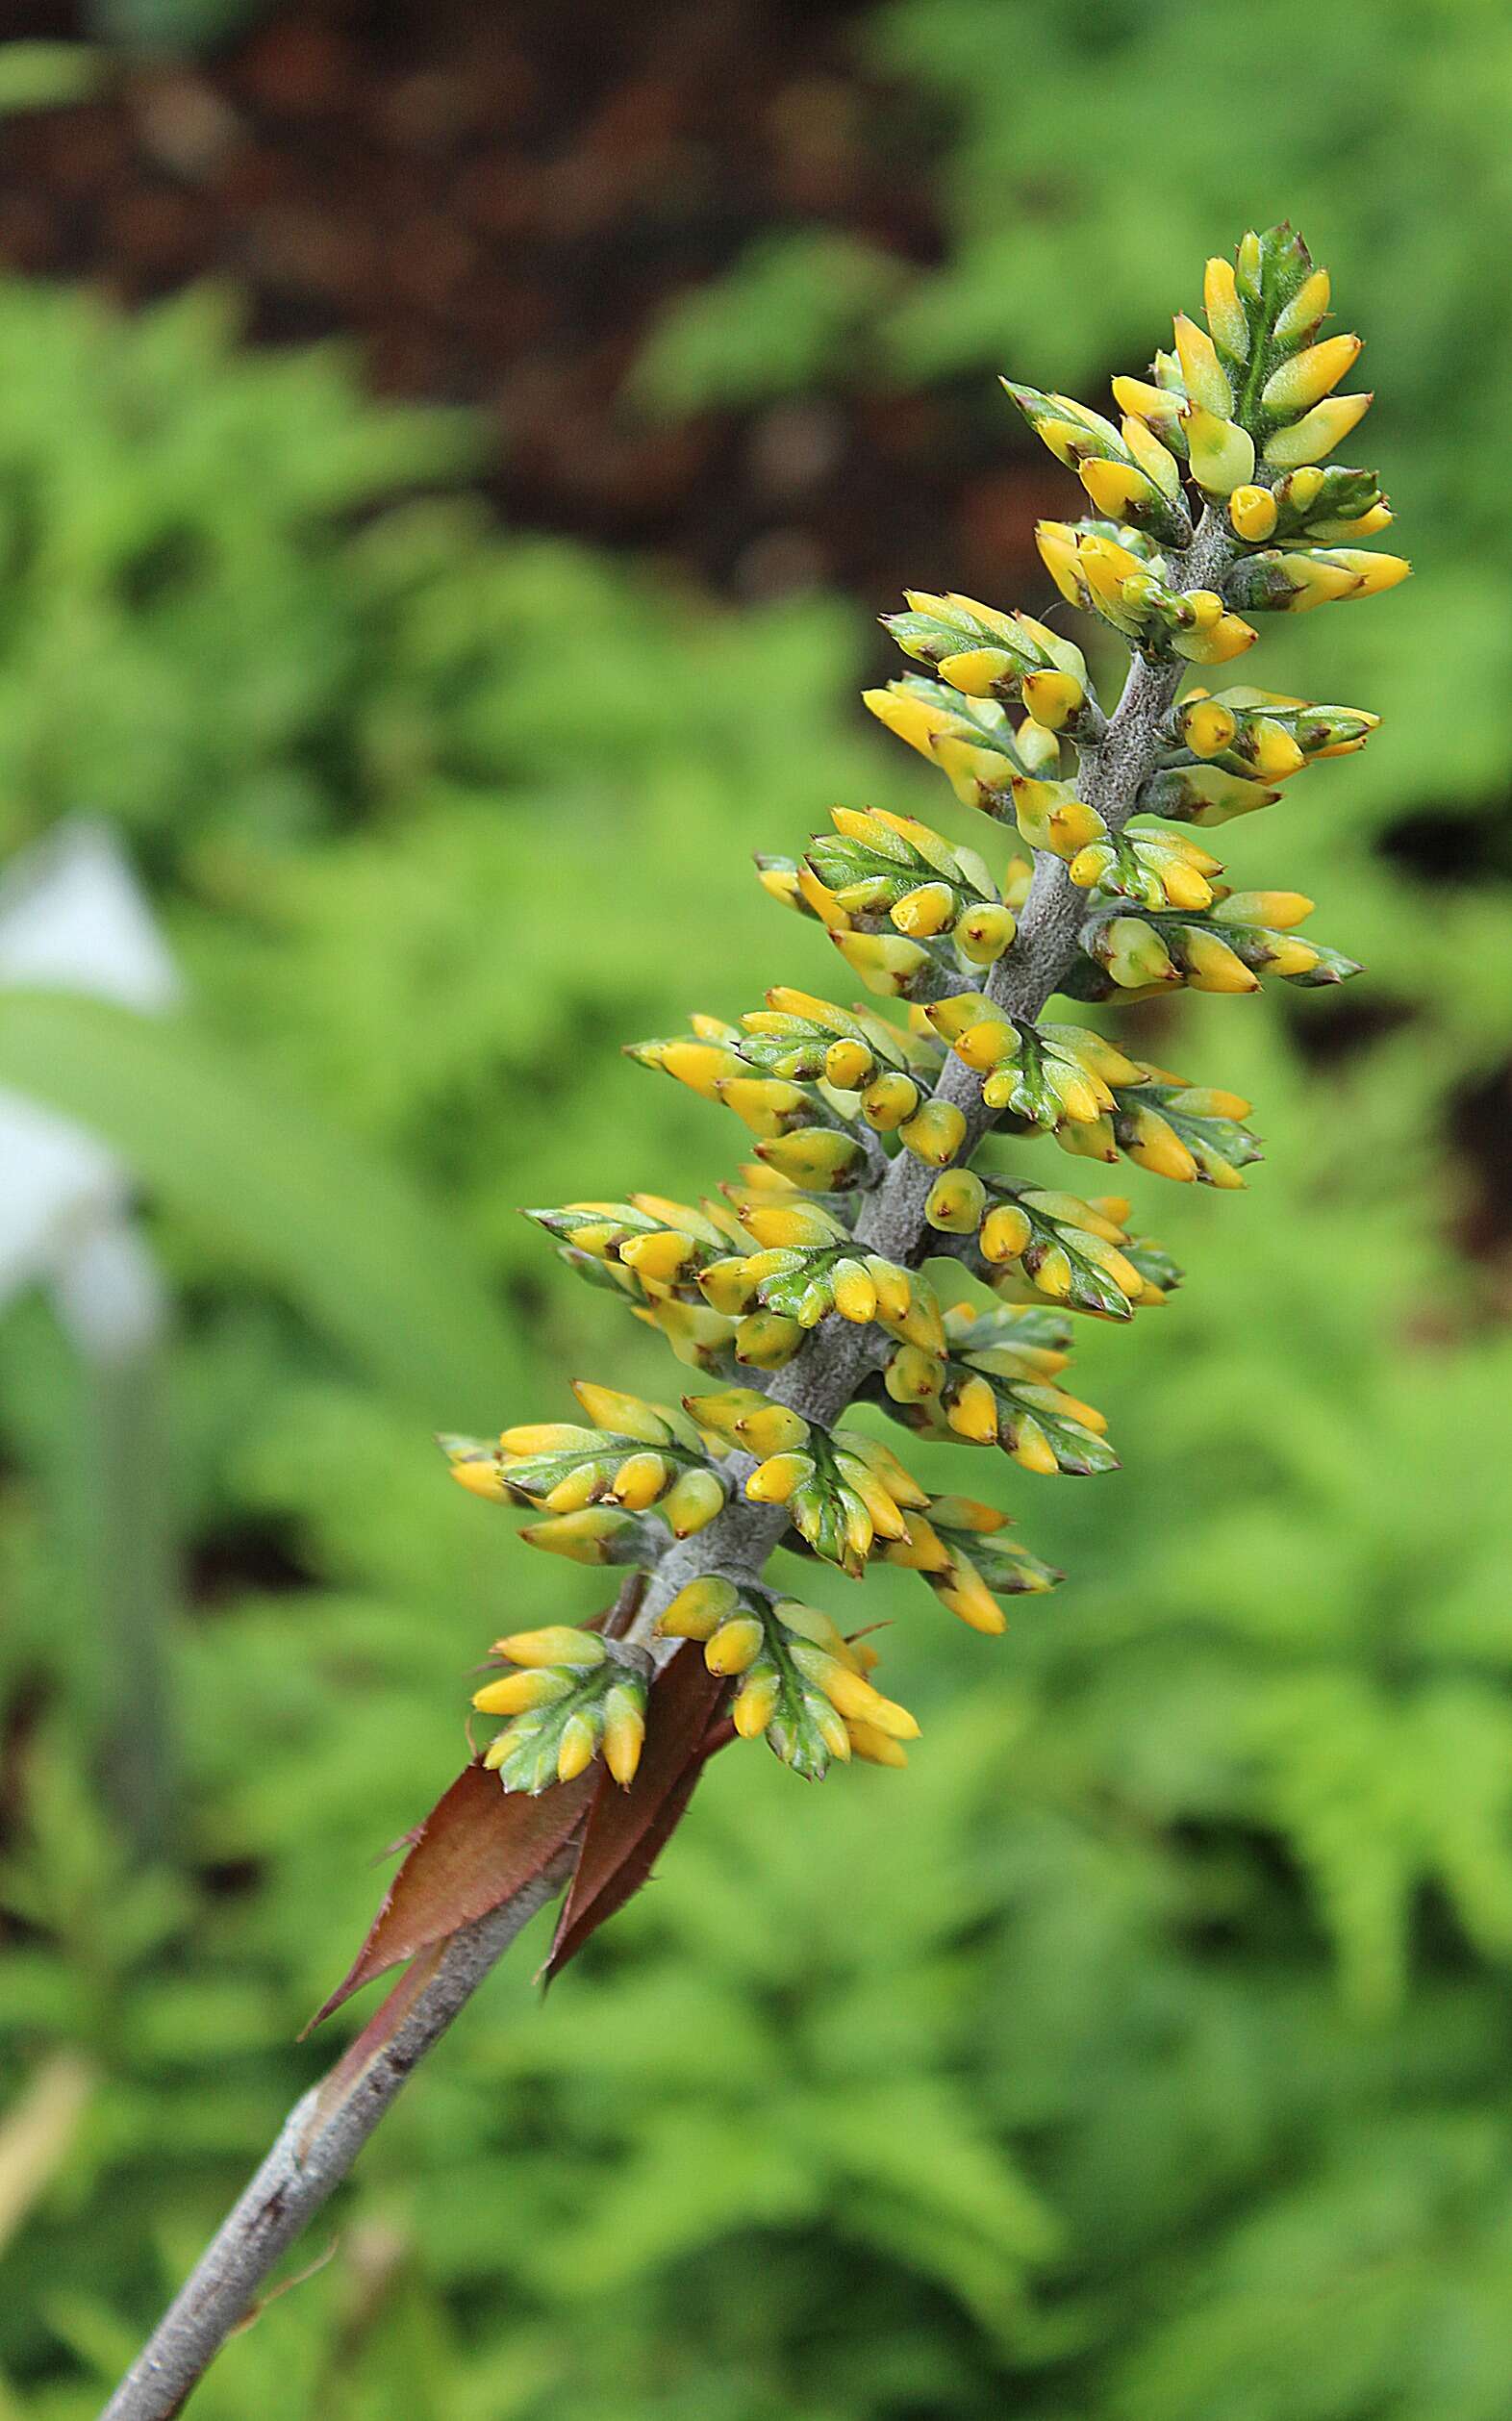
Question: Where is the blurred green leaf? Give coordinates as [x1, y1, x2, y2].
[0, 44, 104, 115]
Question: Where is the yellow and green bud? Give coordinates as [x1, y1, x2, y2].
[1262, 391, 1372, 467]
[1183, 407, 1255, 495]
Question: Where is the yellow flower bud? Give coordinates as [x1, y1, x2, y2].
[757, 861, 802, 911]
[543, 1466, 603, 1514]
[706, 1616, 766, 1676]
[1012, 776, 1105, 859]
[861, 685, 957, 759]
[1180, 931, 1261, 993]
[1045, 1063, 1103, 1123]
[939, 1569, 1008, 1636]
[1175, 613, 1257, 665]
[1324, 549, 1411, 597]
[832, 930, 932, 997]
[1260, 334, 1361, 416]
[796, 863, 848, 928]
[1261, 937, 1322, 977]
[1262, 391, 1372, 467]
[890, 881, 956, 937]
[658, 1575, 738, 1640]
[1172, 314, 1233, 416]
[1035, 519, 1085, 605]
[1020, 668, 1084, 731]
[608, 1450, 668, 1510]
[493, 1626, 608, 1670]
[746, 1450, 815, 1505]
[1159, 854, 1218, 911]
[603, 1685, 645, 1786]
[450, 1456, 510, 1502]
[844, 1720, 910, 1768]
[1112, 374, 1181, 432]
[498, 1422, 593, 1455]
[1077, 458, 1159, 522]
[926, 991, 995, 1042]
[1181, 698, 1238, 759]
[661, 1466, 726, 1537]
[886, 1344, 945, 1402]
[655, 1040, 744, 1098]
[733, 1666, 781, 1738]
[1121, 412, 1183, 495]
[737, 1400, 812, 1457]
[1124, 1110, 1198, 1184]
[1172, 1086, 1251, 1121]
[617, 1229, 696, 1285]
[860, 1071, 921, 1131]
[980, 1203, 1033, 1264]
[472, 1669, 570, 1716]
[1215, 890, 1314, 929]
[572, 1382, 668, 1441]
[698, 1255, 760, 1315]
[1243, 719, 1302, 781]
[823, 1035, 873, 1090]
[1227, 484, 1278, 542]
[831, 1259, 880, 1323]
[757, 1129, 865, 1187]
[791, 1647, 920, 1741]
[1011, 1419, 1061, 1476]
[898, 1100, 969, 1167]
[953, 901, 1017, 965]
[936, 645, 1016, 695]
[950, 1016, 1014, 1072]
[1101, 920, 1178, 988]
[1272, 266, 1329, 344]
[865, 1256, 913, 1322]
[946, 1375, 998, 1445]
[735, 1311, 805, 1369]
[1202, 255, 1249, 359]
[1184, 407, 1255, 494]
[925, 1170, 988, 1233]
[556, 1714, 599, 1783]
[1078, 531, 1147, 615]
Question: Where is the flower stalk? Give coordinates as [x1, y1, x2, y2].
[106, 221, 1403, 2418]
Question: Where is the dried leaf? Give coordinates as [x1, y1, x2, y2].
[310, 1761, 593, 2029]
[543, 1645, 729, 1980]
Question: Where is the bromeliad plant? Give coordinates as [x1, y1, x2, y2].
[106, 224, 1406, 2421]
[440, 221, 1401, 1814]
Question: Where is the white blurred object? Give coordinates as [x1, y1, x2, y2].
[0, 820, 180, 1330]
[0, 822, 182, 1855]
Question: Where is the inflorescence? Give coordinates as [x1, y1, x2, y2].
[444, 225, 1404, 1796]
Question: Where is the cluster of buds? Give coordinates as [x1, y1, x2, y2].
[876, 1297, 1117, 1478]
[882, 1494, 1060, 1632]
[757, 798, 1036, 1002]
[1077, 887, 1359, 998]
[687, 1391, 928, 1578]
[444, 224, 1399, 1808]
[471, 1627, 650, 1794]
[657, 1576, 918, 1777]
[525, 1186, 941, 1381]
[443, 1382, 731, 1565]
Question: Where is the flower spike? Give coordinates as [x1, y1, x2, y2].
[442, 224, 1398, 1860]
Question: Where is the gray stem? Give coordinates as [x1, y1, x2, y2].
[103, 514, 1229, 2419]
[98, 1865, 568, 2421]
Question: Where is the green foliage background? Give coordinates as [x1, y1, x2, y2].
[3, 7, 1512, 2413]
